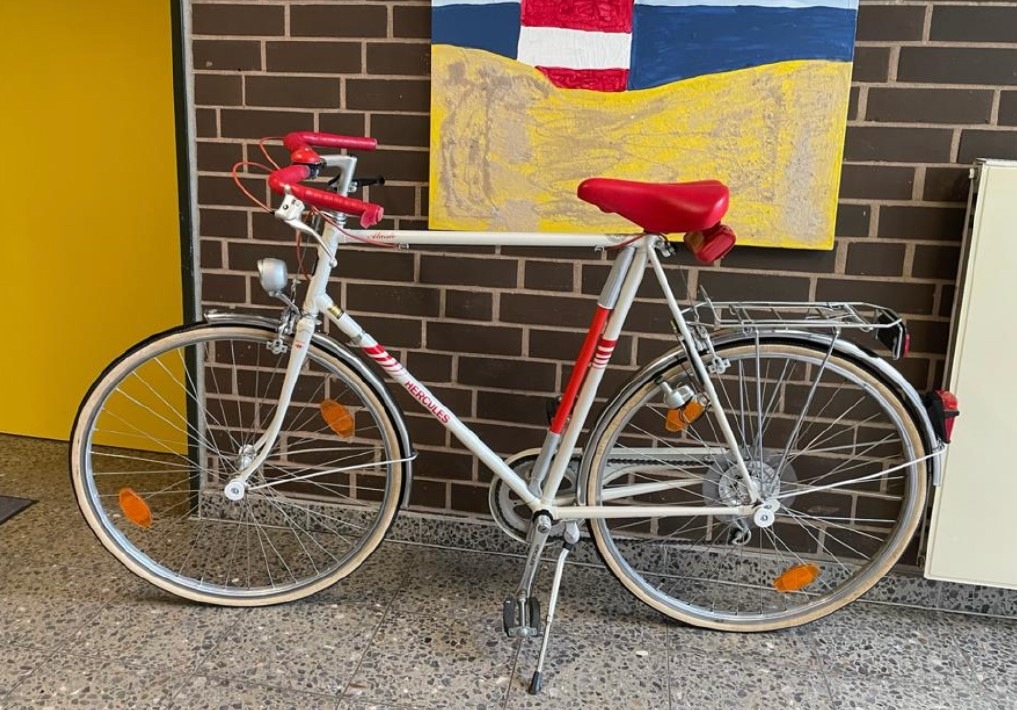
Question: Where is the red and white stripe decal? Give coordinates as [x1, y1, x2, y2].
[362, 344, 405, 378]
[591, 338, 618, 370]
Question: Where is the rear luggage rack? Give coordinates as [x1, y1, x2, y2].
[684, 299, 910, 359]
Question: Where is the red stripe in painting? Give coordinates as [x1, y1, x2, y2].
[521, 0, 635, 33]
[537, 67, 629, 92]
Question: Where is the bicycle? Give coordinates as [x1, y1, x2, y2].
[69, 130, 958, 693]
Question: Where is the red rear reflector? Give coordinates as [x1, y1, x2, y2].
[923, 390, 959, 444]
[936, 390, 959, 443]
[684, 223, 736, 264]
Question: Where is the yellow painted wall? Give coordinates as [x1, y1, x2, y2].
[0, 1, 184, 441]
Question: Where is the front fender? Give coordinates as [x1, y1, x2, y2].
[204, 311, 415, 508]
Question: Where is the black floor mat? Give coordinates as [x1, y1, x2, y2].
[0, 495, 35, 526]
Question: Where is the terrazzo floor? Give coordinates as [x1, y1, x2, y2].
[2, 433, 1016, 709]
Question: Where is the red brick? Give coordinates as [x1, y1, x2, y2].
[394, 5, 430, 38]
[266, 41, 361, 74]
[192, 3, 284, 35]
[427, 322, 523, 356]
[524, 261, 574, 292]
[346, 79, 431, 112]
[193, 40, 261, 71]
[291, 4, 388, 38]
[194, 74, 242, 106]
[367, 43, 431, 76]
[245, 76, 341, 109]
[420, 256, 517, 288]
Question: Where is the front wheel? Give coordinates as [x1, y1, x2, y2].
[582, 339, 928, 631]
[70, 323, 406, 606]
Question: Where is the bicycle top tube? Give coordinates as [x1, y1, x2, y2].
[259, 130, 739, 263]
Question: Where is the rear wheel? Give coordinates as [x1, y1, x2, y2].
[70, 323, 405, 606]
[582, 339, 928, 631]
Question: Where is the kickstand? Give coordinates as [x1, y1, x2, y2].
[528, 524, 579, 694]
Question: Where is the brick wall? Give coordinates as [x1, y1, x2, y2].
[190, 1, 1017, 530]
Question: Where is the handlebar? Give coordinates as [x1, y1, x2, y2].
[267, 131, 384, 228]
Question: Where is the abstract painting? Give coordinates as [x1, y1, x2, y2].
[429, 0, 859, 249]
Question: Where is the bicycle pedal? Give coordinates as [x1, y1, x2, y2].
[502, 596, 543, 638]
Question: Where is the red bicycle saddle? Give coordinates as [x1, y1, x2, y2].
[577, 178, 730, 234]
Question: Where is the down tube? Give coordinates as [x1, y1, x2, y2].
[322, 302, 539, 507]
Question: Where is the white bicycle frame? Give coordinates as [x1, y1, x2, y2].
[227, 161, 761, 522]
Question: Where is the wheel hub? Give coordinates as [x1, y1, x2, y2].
[705, 449, 797, 526]
[224, 479, 247, 501]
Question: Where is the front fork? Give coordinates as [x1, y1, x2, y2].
[222, 312, 316, 497]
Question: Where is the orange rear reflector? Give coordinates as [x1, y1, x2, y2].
[773, 563, 821, 593]
[665, 399, 706, 432]
[118, 488, 152, 529]
[320, 399, 355, 437]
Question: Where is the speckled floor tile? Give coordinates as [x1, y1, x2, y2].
[505, 626, 669, 709]
[0, 648, 51, 697]
[0, 436, 76, 506]
[387, 545, 525, 621]
[312, 542, 429, 606]
[670, 648, 833, 709]
[416, 516, 526, 556]
[535, 563, 667, 641]
[942, 613, 1017, 700]
[169, 675, 339, 709]
[670, 622, 818, 669]
[200, 602, 384, 696]
[0, 565, 126, 650]
[0, 514, 109, 573]
[69, 586, 240, 671]
[862, 572, 942, 608]
[1, 652, 186, 709]
[940, 582, 1017, 618]
[794, 602, 971, 684]
[6, 433, 1017, 710]
[827, 673, 1000, 710]
[346, 611, 518, 708]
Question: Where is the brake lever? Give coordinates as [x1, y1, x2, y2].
[274, 194, 337, 267]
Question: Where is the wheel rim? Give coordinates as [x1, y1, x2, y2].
[585, 343, 926, 627]
[74, 327, 401, 601]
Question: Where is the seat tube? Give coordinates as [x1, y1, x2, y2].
[539, 244, 647, 506]
[524, 246, 638, 499]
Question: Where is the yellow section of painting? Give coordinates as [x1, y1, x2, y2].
[429, 45, 852, 249]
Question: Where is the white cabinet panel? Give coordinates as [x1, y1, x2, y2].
[925, 160, 1017, 588]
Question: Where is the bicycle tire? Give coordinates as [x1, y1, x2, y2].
[581, 337, 928, 631]
[70, 322, 407, 606]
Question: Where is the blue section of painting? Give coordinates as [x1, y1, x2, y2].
[432, 4, 521, 59]
[629, 5, 857, 89]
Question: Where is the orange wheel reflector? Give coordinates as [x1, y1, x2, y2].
[118, 488, 152, 529]
[773, 563, 821, 593]
[665, 399, 706, 432]
[320, 399, 355, 437]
